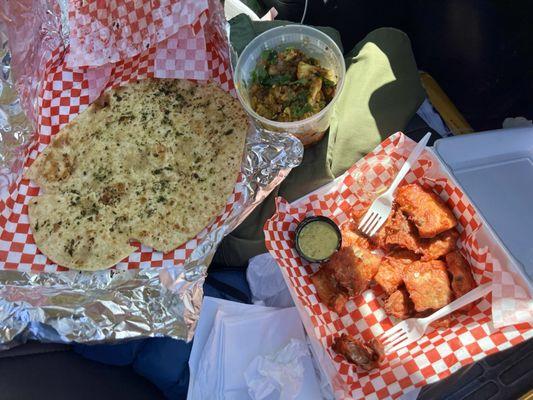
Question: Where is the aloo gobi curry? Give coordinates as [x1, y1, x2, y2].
[249, 48, 338, 122]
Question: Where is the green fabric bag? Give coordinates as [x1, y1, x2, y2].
[215, 15, 425, 266]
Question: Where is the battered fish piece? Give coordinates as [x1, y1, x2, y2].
[311, 267, 349, 313]
[324, 245, 380, 296]
[333, 334, 384, 371]
[341, 221, 372, 250]
[384, 288, 413, 319]
[375, 260, 404, 295]
[370, 210, 395, 248]
[372, 208, 420, 253]
[396, 183, 457, 238]
[374, 250, 418, 295]
[419, 229, 459, 261]
[446, 251, 476, 312]
[387, 249, 420, 266]
[403, 260, 453, 312]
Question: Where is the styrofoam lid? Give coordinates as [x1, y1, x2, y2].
[434, 127, 533, 282]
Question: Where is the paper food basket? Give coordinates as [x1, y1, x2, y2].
[264, 132, 533, 399]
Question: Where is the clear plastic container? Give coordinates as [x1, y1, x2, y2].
[234, 25, 346, 147]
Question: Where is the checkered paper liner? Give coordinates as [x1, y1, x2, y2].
[0, 0, 239, 272]
[66, 0, 208, 68]
[264, 133, 533, 399]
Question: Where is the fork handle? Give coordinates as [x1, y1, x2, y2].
[424, 282, 493, 324]
[387, 132, 431, 195]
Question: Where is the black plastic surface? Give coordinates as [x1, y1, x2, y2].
[0, 346, 165, 400]
[418, 338, 533, 400]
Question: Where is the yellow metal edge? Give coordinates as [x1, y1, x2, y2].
[419, 71, 474, 135]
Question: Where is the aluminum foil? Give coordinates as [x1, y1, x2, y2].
[0, 1, 303, 348]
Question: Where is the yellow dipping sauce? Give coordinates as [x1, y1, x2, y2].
[297, 220, 340, 260]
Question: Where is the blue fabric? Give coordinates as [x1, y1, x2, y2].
[73, 268, 251, 400]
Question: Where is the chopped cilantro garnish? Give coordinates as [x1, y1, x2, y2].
[323, 78, 336, 87]
[260, 49, 277, 64]
[251, 65, 269, 84]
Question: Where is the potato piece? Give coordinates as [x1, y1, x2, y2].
[296, 61, 319, 79]
[308, 77, 323, 102]
[320, 66, 337, 84]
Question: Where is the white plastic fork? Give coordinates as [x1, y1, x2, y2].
[379, 282, 493, 354]
[358, 132, 432, 237]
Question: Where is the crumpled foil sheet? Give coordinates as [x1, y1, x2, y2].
[0, 1, 303, 348]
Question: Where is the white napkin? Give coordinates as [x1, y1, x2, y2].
[188, 297, 321, 400]
[245, 338, 316, 400]
[246, 253, 294, 308]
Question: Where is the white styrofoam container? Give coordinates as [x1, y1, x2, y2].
[434, 127, 533, 294]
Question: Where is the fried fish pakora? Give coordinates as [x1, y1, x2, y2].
[374, 249, 419, 294]
[324, 245, 381, 296]
[311, 267, 349, 313]
[384, 288, 413, 319]
[332, 334, 384, 371]
[403, 260, 453, 312]
[419, 229, 459, 261]
[372, 208, 420, 253]
[341, 221, 372, 250]
[396, 183, 457, 238]
[374, 260, 404, 295]
[446, 250, 477, 312]
[370, 210, 395, 248]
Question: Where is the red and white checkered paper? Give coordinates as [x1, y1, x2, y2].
[264, 133, 533, 399]
[0, 0, 238, 272]
[66, 0, 208, 68]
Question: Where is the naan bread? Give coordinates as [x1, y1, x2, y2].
[26, 79, 248, 271]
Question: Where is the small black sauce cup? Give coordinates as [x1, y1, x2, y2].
[294, 215, 342, 263]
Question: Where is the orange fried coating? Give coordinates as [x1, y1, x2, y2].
[403, 260, 453, 312]
[374, 249, 419, 295]
[311, 267, 348, 314]
[384, 288, 413, 319]
[396, 183, 457, 238]
[387, 249, 420, 266]
[446, 251, 476, 311]
[372, 208, 420, 253]
[341, 222, 371, 250]
[374, 260, 404, 295]
[324, 245, 381, 296]
[419, 229, 459, 261]
[370, 210, 394, 248]
[332, 334, 384, 371]
[431, 316, 452, 329]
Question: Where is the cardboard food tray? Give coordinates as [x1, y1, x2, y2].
[264, 132, 532, 399]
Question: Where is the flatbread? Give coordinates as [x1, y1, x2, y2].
[26, 79, 248, 271]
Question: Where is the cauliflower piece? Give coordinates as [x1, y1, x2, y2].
[297, 62, 320, 79]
